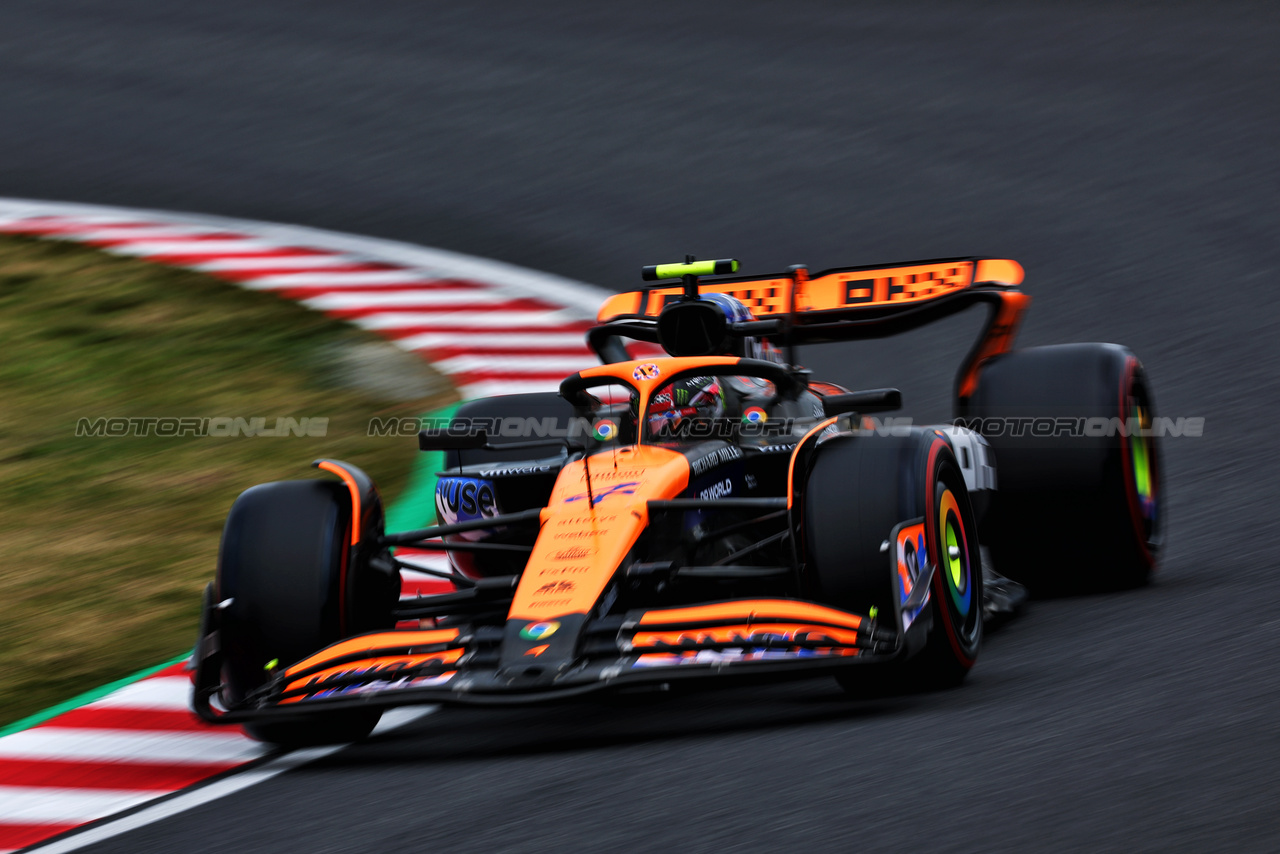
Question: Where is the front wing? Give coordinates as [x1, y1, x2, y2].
[192, 598, 918, 722]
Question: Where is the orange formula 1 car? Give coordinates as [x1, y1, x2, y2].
[191, 256, 1162, 745]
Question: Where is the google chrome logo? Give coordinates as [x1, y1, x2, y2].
[593, 419, 618, 441]
[742, 407, 768, 424]
[520, 621, 561, 640]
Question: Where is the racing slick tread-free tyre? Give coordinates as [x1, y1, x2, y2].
[802, 429, 983, 692]
[960, 344, 1161, 594]
[217, 479, 383, 746]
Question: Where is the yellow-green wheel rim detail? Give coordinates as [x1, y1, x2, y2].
[946, 521, 963, 588]
[937, 488, 972, 616]
[1130, 403, 1156, 527]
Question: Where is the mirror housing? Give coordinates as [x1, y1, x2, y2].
[821, 388, 902, 417]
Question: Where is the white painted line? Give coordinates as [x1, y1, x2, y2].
[0, 214, 144, 228]
[75, 677, 193, 712]
[300, 290, 498, 311]
[0, 729, 264, 765]
[358, 309, 583, 331]
[52, 227, 221, 242]
[193, 255, 361, 271]
[24, 708, 436, 854]
[457, 380, 561, 398]
[0, 787, 164, 824]
[433, 354, 593, 375]
[398, 331, 589, 351]
[237, 270, 445, 289]
[101, 239, 284, 257]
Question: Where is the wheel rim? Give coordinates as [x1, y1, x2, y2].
[1129, 402, 1157, 535]
[945, 519, 964, 590]
[937, 488, 973, 619]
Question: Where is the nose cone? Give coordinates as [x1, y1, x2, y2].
[496, 614, 589, 685]
[506, 446, 690, 624]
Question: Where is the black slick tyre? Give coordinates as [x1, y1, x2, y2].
[217, 479, 383, 746]
[960, 344, 1161, 594]
[802, 429, 983, 692]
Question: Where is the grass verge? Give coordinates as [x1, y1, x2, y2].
[0, 234, 455, 726]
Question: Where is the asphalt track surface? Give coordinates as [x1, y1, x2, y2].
[3, 1, 1279, 851]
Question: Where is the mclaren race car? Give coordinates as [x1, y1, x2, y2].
[192, 256, 1162, 745]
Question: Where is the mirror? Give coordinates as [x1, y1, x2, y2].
[821, 388, 902, 417]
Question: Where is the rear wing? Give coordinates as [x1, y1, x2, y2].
[592, 257, 1030, 405]
[598, 257, 1022, 323]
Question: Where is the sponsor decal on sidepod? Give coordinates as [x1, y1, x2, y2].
[435, 476, 500, 524]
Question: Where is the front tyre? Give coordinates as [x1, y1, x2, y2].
[914, 452, 983, 685]
[217, 479, 385, 746]
[802, 430, 982, 691]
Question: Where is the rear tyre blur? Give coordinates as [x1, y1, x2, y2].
[960, 344, 1162, 594]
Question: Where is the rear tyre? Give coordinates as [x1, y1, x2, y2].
[802, 430, 983, 693]
[960, 344, 1161, 594]
[218, 479, 385, 746]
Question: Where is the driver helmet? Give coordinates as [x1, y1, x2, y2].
[646, 375, 725, 437]
[700, 293, 781, 362]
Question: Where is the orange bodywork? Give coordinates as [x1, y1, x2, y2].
[508, 443, 690, 621]
[597, 278, 795, 321]
[316, 460, 363, 544]
[282, 628, 460, 678]
[598, 258, 1024, 322]
[799, 262, 974, 310]
[281, 649, 464, 702]
[574, 355, 742, 424]
[596, 259, 1029, 409]
[636, 599, 863, 630]
[955, 290, 1031, 401]
[786, 416, 838, 508]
